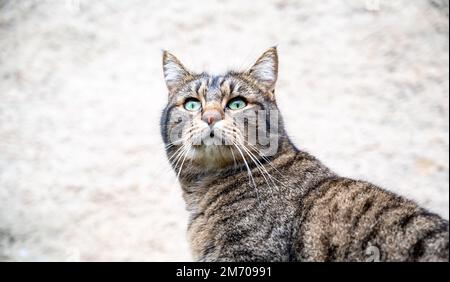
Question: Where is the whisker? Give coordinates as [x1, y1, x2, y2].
[236, 139, 279, 192]
[222, 125, 286, 179]
[167, 126, 203, 163]
[168, 142, 188, 163]
[170, 143, 188, 169]
[177, 144, 192, 179]
[243, 139, 286, 178]
[221, 126, 287, 191]
[229, 146, 238, 171]
[165, 126, 204, 149]
[232, 141, 260, 202]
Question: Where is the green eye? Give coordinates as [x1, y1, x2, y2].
[184, 99, 202, 111]
[227, 98, 247, 110]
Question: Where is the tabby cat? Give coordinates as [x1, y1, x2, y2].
[160, 47, 449, 262]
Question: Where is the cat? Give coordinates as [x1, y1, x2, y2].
[160, 47, 449, 262]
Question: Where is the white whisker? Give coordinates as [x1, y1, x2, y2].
[232, 141, 260, 202]
[221, 126, 287, 192]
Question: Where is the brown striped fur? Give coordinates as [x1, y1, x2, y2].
[160, 47, 449, 262]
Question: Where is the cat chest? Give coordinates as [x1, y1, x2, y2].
[187, 197, 295, 261]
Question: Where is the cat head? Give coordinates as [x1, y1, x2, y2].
[160, 47, 282, 171]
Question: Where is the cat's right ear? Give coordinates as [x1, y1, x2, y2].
[162, 51, 193, 94]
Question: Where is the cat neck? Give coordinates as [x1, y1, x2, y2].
[177, 133, 306, 216]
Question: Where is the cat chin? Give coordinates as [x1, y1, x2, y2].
[190, 144, 236, 169]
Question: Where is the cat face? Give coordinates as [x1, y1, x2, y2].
[161, 48, 280, 170]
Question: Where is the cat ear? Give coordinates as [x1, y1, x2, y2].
[162, 51, 192, 93]
[247, 47, 278, 92]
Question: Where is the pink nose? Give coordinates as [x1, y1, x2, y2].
[202, 110, 222, 126]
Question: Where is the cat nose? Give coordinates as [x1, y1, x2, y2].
[202, 110, 222, 126]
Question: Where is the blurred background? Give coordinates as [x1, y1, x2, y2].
[0, 0, 448, 261]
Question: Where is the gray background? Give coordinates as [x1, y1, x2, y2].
[0, 0, 448, 261]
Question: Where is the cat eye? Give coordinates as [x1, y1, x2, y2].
[184, 99, 202, 112]
[227, 97, 247, 110]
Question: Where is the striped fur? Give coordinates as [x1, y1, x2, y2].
[160, 48, 449, 262]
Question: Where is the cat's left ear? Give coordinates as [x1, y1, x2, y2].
[247, 47, 278, 93]
[162, 51, 193, 94]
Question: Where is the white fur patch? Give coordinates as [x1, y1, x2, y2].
[249, 49, 278, 91]
[252, 57, 276, 82]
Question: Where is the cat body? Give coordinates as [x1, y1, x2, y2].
[160, 48, 449, 262]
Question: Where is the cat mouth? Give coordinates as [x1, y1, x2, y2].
[192, 128, 231, 147]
